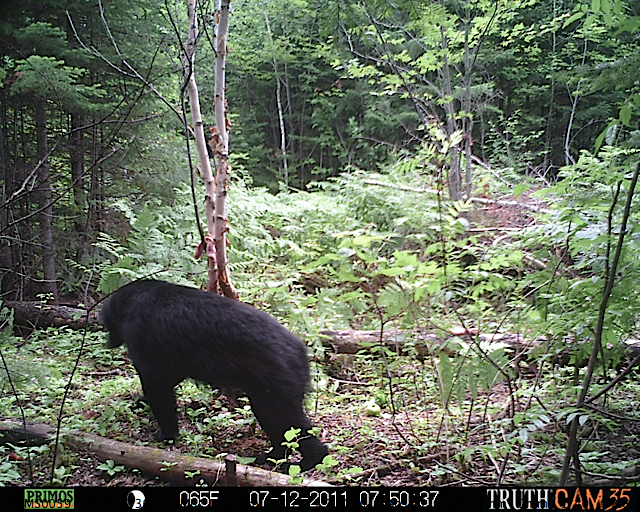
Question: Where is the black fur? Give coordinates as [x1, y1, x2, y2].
[100, 279, 328, 470]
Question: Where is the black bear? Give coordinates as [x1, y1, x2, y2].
[100, 279, 328, 471]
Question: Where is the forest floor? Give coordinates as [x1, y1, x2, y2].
[17, 377, 523, 487]
[11, 198, 640, 487]
[20, 371, 639, 487]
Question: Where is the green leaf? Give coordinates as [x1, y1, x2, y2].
[563, 11, 585, 28]
[438, 352, 453, 406]
[288, 465, 301, 477]
[352, 235, 373, 246]
[595, 123, 618, 152]
[378, 267, 408, 277]
[513, 183, 530, 198]
[284, 427, 301, 442]
[619, 104, 632, 126]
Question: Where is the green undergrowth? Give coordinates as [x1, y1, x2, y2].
[3, 150, 640, 485]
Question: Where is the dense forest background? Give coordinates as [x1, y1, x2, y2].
[0, 0, 640, 488]
[1, 0, 638, 302]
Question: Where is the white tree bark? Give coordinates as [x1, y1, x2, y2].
[264, 10, 288, 187]
[184, 0, 236, 297]
[212, 0, 237, 298]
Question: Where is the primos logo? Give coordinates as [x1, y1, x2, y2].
[24, 489, 74, 509]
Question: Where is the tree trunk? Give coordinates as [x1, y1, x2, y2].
[463, 18, 473, 200]
[212, 0, 237, 298]
[183, 0, 236, 298]
[35, 97, 58, 303]
[542, 0, 558, 173]
[264, 10, 288, 187]
[184, 0, 219, 292]
[439, 30, 462, 201]
[564, 39, 588, 167]
[89, 114, 102, 233]
[0, 88, 15, 299]
[70, 112, 86, 257]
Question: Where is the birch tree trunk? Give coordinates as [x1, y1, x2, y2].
[264, 10, 288, 187]
[184, 0, 236, 298]
[211, 0, 237, 298]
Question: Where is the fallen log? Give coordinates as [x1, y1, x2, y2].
[318, 330, 640, 381]
[362, 179, 553, 214]
[6, 301, 102, 333]
[0, 419, 328, 487]
[319, 329, 532, 357]
[7, 301, 635, 367]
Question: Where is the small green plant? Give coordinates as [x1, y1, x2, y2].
[159, 461, 178, 472]
[315, 454, 340, 472]
[0, 447, 21, 487]
[184, 469, 202, 481]
[96, 460, 125, 477]
[287, 464, 303, 485]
